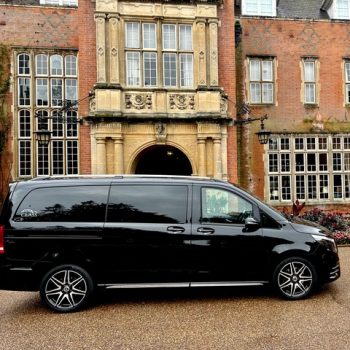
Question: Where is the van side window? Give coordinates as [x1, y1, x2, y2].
[201, 188, 253, 224]
[14, 186, 109, 222]
[107, 185, 188, 223]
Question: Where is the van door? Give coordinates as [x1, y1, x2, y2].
[100, 183, 192, 285]
[191, 185, 266, 284]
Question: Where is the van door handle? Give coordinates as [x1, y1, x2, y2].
[167, 226, 185, 234]
[197, 227, 215, 235]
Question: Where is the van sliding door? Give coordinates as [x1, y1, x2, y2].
[100, 183, 192, 285]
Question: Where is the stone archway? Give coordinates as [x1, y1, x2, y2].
[134, 145, 192, 175]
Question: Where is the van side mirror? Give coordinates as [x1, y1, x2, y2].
[244, 217, 260, 231]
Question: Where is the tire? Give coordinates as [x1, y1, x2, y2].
[40, 264, 94, 313]
[273, 257, 317, 300]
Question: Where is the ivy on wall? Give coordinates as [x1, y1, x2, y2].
[0, 43, 12, 206]
[0, 43, 11, 152]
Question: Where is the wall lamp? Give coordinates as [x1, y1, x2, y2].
[34, 93, 93, 147]
[234, 114, 271, 145]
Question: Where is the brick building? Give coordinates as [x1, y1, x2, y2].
[235, 0, 350, 209]
[0, 0, 237, 205]
[3, 0, 350, 211]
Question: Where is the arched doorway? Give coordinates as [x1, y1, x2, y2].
[135, 145, 192, 175]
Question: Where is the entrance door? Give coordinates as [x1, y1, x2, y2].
[135, 146, 192, 175]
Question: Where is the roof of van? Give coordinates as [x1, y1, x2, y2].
[29, 174, 218, 181]
[16, 174, 227, 186]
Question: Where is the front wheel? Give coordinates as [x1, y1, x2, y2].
[273, 257, 317, 300]
[40, 264, 94, 312]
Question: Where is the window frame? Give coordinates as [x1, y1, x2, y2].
[266, 134, 350, 204]
[242, 0, 276, 17]
[248, 57, 275, 105]
[124, 21, 193, 89]
[302, 58, 318, 105]
[39, 0, 78, 6]
[335, 0, 350, 19]
[16, 51, 79, 178]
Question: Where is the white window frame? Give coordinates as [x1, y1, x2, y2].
[248, 58, 274, 104]
[39, 0, 78, 6]
[266, 134, 350, 204]
[125, 22, 193, 89]
[345, 61, 350, 104]
[242, 0, 276, 17]
[303, 59, 317, 105]
[336, 0, 350, 19]
[16, 51, 79, 178]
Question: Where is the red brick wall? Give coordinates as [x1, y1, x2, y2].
[0, 3, 95, 176]
[236, 18, 350, 200]
[218, 0, 237, 183]
[0, 5, 79, 47]
[76, 1, 96, 174]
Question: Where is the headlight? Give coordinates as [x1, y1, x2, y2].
[312, 234, 338, 252]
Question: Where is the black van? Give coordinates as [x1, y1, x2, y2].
[0, 175, 340, 312]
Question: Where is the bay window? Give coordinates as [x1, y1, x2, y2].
[125, 22, 193, 88]
[267, 134, 350, 203]
[16, 51, 79, 177]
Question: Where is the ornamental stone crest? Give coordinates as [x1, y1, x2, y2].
[155, 122, 167, 143]
[220, 92, 228, 114]
[169, 94, 195, 110]
[89, 97, 96, 113]
[125, 94, 152, 110]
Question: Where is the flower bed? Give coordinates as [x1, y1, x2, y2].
[283, 208, 350, 245]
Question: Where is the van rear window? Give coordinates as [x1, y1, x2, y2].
[14, 186, 109, 222]
[107, 185, 188, 224]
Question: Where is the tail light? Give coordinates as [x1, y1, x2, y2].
[0, 225, 4, 254]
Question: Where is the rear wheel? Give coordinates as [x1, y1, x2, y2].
[40, 264, 94, 312]
[273, 257, 317, 300]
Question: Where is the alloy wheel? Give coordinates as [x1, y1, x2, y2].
[277, 260, 313, 299]
[43, 267, 89, 312]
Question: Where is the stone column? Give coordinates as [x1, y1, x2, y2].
[113, 137, 124, 174]
[95, 14, 107, 83]
[196, 19, 207, 87]
[197, 138, 206, 176]
[108, 14, 120, 84]
[208, 20, 219, 87]
[221, 126, 228, 181]
[213, 138, 222, 179]
[96, 137, 107, 174]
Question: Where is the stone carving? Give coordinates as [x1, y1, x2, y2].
[89, 97, 96, 113]
[97, 47, 104, 56]
[155, 122, 167, 143]
[125, 94, 152, 109]
[220, 92, 228, 114]
[169, 94, 195, 110]
[111, 47, 118, 56]
[96, 0, 118, 12]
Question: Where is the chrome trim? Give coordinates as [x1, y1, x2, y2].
[99, 283, 190, 289]
[190, 281, 267, 287]
[98, 281, 268, 289]
[329, 264, 340, 279]
[10, 267, 33, 271]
